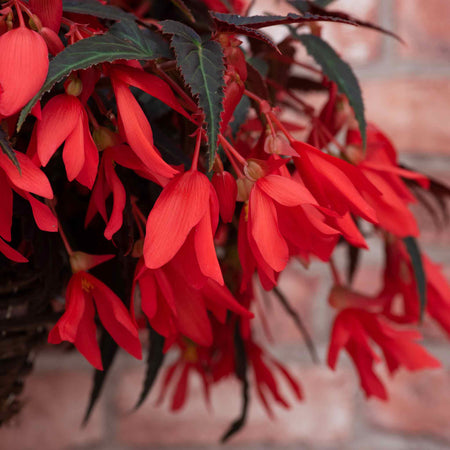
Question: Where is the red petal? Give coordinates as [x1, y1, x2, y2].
[257, 174, 318, 207]
[103, 158, 126, 239]
[48, 272, 103, 370]
[30, 0, 62, 32]
[63, 117, 85, 181]
[22, 191, 58, 232]
[144, 171, 210, 269]
[0, 171, 12, 240]
[37, 94, 81, 166]
[249, 185, 289, 272]
[112, 79, 177, 179]
[89, 273, 142, 360]
[74, 110, 99, 189]
[111, 66, 191, 120]
[194, 212, 224, 285]
[138, 269, 158, 320]
[0, 28, 48, 117]
[202, 280, 253, 318]
[0, 151, 53, 198]
[211, 171, 237, 223]
[171, 364, 190, 411]
[0, 237, 28, 262]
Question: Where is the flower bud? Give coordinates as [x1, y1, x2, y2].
[244, 160, 266, 181]
[70, 251, 114, 273]
[93, 126, 120, 151]
[236, 177, 253, 202]
[64, 77, 83, 97]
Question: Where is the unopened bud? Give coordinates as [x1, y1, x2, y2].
[28, 14, 42, 31]
[65, 77, 83, 97]
[93, 126, 119, 151]
[70, 251, 114, 273]
[132, 240, 144, 258]
[345, 144, 364, 165]
[236, 177, 254, 202]
[244, 160, 266, 181]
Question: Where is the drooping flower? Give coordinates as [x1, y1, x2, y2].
[328, 305, 440, 400]
[85, 143, 158, 240]
[48, 252, 142, 369]
[381, 237, 450, 337]
[134, 256, 252, 347]
[292, 140, 381, 247]
[345, 123, 429, 238]
[144, 169, 224, 286]
[237, 157, 339, 291]
[0, 27, 49, 117]
[36, 93, 99, 188]
[246, 339, 302, 417]
[156, 340, 212, 411]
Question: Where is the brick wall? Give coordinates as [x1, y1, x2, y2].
[1, 1, 450, 449]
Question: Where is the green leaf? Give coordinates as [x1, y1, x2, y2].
[314, 0, 336, 7]
[211, 11, 355, 30]
[18, 20, 171, 130]
[403, 236, 427, 321]
[162, 20, 225, 170]
[289, 1, 403, 42]
[62, 0, 135, 21]
[134, 327, 165, 409]
[0, 129, 20, 171]
[295, 33, 366, 147]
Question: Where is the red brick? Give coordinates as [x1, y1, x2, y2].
[396, 0, 450, 61]
[362, 78, 450, 154]
[366, 368, 450, 441]
[0, 371, 104, 450]
[117, 364, 356, 446]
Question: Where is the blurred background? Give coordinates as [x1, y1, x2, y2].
[1, 0, 450, 449]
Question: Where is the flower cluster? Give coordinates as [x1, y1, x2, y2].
[1, 0, 449, 439]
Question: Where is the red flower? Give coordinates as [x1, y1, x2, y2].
[0, 150, 56, 261]
[48, 252, 142, 370]
[134, 257, 252, 347]
[293, 140, 381, 248]
[36, 93, 99, 188]
[346, 124, 429, 238]
[144, 170, 223, 285]
[157, 340, 212, 411]
[328, 306, 440, 400]
[86, 144, 157, 240]
[246, 340, 302, 416]
[382, 238, 450, 337]
[237, 158, 339, 291]
[0, 27, 49, 117]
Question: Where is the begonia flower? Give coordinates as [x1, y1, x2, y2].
[144, 169, 223, 285]
[328, 306, 440, 400]
[0, 27, 49, 117]
[36, 93, 99, 188]
[48, 252, 141, 370]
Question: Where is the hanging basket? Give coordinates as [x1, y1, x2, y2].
[0, 228, 67, 425]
